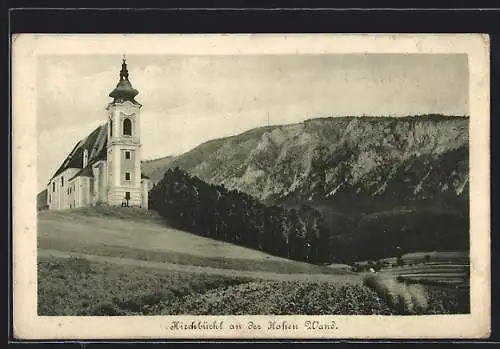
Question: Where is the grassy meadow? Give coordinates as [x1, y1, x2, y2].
[38, 207, 347, 276]
[37, 207, 469, 316]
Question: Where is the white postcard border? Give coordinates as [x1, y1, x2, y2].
[12, 33, 491, 340]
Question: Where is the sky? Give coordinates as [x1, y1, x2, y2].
[37, 54, 469, 191]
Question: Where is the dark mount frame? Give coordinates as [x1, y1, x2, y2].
[5, 5, 499, 347]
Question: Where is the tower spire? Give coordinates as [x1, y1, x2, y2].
[109, 55, 139, 104]
[119, 56, 130, 81]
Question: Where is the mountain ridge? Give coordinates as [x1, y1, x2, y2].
[142, 115, 469, 214]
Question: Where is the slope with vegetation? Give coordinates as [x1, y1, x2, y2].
[38, 206, 343, 276]
[149, 167, 331, 264]
[143, 115, 469, 263]
[149, 166, 468, 265]
[38, 254, 469, 316]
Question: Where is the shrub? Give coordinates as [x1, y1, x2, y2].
[424, 254, 431, 264]
[154, 280, 394, 315]
[407, 284, 429, 312]
[65, 256, 93, 275]
[91, 302, 125, 316]
[351, 263, 361, 272]
[396, 275, 405, 283]
[363, 274, 429, 314]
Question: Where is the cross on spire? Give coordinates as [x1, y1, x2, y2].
[120, 56, 129, 81]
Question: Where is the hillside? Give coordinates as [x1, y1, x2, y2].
[37, 206, 352, 277]
[141, 156, 175, 183]
[150, 166, 469, 264]
[142, 115, 469, 214]
[37, 207, 469, 316]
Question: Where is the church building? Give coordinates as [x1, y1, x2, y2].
[45, 58, 150, 210]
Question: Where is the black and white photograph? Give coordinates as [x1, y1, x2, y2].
[12, 34, 490, 339]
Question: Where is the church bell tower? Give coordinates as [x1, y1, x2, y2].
[105, 57, 143, 207]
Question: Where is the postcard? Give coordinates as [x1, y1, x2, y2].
[12, 33, 490, 339]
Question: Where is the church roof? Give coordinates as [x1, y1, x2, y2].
[49, 123, 108, 181]
[69, 165, 95, 181]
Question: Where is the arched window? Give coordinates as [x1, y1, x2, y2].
[109, 119, 113, 137]
[123, 118, 132, 136]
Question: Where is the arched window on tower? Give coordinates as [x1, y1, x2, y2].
[110, 119, 113, 137]
[123, 118, 132, 136]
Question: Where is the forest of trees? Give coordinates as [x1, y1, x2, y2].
[149, 168, 469, 265]
[149, 167, 331, 264]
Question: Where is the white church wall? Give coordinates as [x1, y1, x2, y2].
[141, 179, 149, 209]
[108, 187, 142, 207]
[72, 177, 80, 208]
[91, 160, 107, 204]
[47, 168, 79, 210]
[67, 178, 76, 208]
[135, 145, 142, 191]
[79, 177, 91, 207]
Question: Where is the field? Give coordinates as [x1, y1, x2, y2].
[357, 250, 469, 287]
[378, 251, 470, 288]
[37, 207, 470, 316]
[385, 264, 469, 287]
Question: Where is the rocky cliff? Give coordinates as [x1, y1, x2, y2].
[142, 115, 469, 214]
